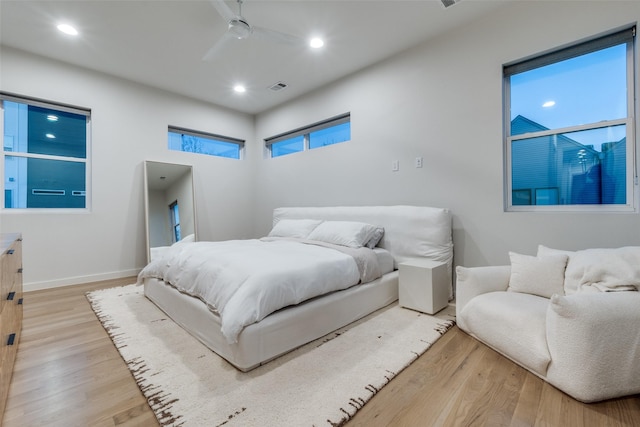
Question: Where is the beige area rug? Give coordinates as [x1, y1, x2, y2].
[87, 284, 455, 427]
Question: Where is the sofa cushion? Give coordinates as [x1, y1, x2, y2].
[538, 245, 640, 294]
[507, 252, 568, 298]
[459, 291, 551, 376]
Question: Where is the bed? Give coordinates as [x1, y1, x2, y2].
[139, 205, 453, 371]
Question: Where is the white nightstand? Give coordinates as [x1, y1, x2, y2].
[398, 258, 449, 315]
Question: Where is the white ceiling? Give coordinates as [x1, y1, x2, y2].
[0, 0, 509, 115]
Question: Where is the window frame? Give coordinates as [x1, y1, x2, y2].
[265, 113, 351, 158]
[169, 200, 181, 243]
[0, 92, 92, 213]
[168, 125, 244, 160]
[503, 27, 636, 213]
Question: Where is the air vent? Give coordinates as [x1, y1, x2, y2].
[440, 0, 462, 8]
[269, 81, 288, 92]
[32, 189, 65, 195]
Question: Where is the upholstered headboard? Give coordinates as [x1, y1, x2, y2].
[273, 205, 453, 290]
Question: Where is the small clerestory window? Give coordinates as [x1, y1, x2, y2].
[168, 126, 244, 159]
[265, 113, 351, 158]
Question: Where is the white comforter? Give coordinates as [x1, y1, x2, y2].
[138, 238, 381, 343]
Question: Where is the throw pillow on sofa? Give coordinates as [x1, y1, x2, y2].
[507, 252, 568, 298]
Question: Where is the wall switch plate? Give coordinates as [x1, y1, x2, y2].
[392, 160, 399, 172]
[415, 157, 423, 168]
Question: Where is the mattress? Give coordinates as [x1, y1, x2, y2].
[144, 267, 398, 371]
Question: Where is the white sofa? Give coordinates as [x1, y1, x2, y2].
[456, 245, 640, 403]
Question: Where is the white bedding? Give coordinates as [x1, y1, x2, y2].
[144, 271, 399, 371]
[137, 238, 383, 343]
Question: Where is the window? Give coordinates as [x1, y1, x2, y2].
[1, 93, 90, 209]
[169, 200, 181, 242]
[504, 27, 635, 211]
[168, 126, 244, 159]
[265, 113, 351, 158]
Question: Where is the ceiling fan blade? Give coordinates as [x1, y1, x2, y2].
[210, 0, 236, 23]
[251, 26, 305, 48]
[202, 32, 235, 62]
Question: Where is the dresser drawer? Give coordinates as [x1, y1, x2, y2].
[1, 289, 21, 343]
[0, 233, 22, 420]
[0, 251, 9, 316]
[0, 299, 19, 384]
[1, 239, 22, 316]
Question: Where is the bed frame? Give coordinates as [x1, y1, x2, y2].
[144, 205, 453, 371]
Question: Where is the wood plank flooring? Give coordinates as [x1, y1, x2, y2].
[3, 278, 157, 427]
[3, 278, 639, 426]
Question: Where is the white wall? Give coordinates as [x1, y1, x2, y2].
[0, 47, 255, 290]
[253, 1, 640, 268]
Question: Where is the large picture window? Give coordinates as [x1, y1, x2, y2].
[1, 93, 90, 209]
[265, 113, 351, 158]
[504, 27, 635, 211]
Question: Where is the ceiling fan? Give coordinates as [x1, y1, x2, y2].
[203, 0, 304, 61]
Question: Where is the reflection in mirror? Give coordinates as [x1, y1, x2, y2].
[144, 161, 196, 264]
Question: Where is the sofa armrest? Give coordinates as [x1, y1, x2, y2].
[455, 265, 510, 319]
[545, 292, 640, 402]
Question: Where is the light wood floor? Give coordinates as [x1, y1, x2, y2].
[3, 278, 640, 427]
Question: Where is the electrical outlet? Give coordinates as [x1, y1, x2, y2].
[392, 160, 399, 172]
[415, 157, 423, 168]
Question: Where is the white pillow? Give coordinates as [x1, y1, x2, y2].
[267, 219, 323, 239]
[507, 251, 568, 298]
[365, 227, 385, 249]
[538, 245, 577, 294]
[180, 233, 195, 243]
[307, 221, 379, 248]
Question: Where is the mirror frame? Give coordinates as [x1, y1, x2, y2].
[143, 160, 197, 264]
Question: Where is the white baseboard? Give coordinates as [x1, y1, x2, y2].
[24, 268, 141, 292]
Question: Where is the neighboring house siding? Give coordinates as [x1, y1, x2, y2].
[511, 115, 624, 205]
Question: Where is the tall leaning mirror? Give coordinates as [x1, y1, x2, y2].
[144, 161, 197, 264]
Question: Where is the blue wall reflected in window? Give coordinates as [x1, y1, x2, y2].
[3, 100, 88, 209]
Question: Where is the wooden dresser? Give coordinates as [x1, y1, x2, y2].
[0, 233, 23, 419]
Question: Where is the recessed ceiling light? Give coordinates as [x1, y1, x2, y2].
[47, 114, 59, 122]
[45, 133, 56, 139]
[57, 23, 78, 36]
[309, 37, 324, 49]
[542, 100, 556, 108]
[233, 85, 246, 93]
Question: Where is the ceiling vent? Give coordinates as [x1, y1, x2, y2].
[269, 81, 288, 92]
[440, 0, 462, 8]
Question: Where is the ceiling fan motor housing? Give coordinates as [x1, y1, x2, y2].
[228, 18, 251, 39]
